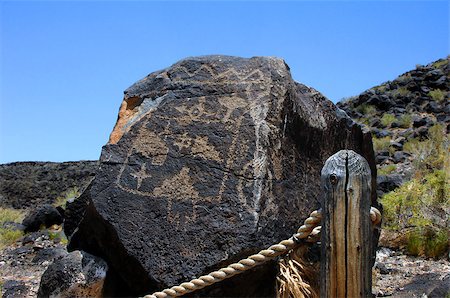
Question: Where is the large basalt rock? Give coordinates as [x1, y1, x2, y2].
[69, 55, 377, 296]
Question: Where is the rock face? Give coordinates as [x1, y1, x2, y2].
[0, 161, 98, 209]
[69, 55, 377, 296]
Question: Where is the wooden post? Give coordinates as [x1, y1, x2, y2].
[320, 150, 372, 298]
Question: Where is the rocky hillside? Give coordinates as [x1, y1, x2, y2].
[338, 57, 448, 187]
[0, 161, 98, 209]
[338, 56, 449, 258]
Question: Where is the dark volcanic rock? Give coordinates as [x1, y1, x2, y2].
[37, 250, 107, 298]
[377, 174, 403, 196]
[32, 247, 68, 265]
[2, 280, 29, 298]
[69, 55, 377, 296]
[63, 183, 92, 239]
[22, 204, 63, 232]
[0, 161, 98, 209]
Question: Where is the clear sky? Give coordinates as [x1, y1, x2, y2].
[0, 1, 448, 163]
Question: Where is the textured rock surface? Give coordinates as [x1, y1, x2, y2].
[37, 250, 107, 298]
[0, 161, 98, 209]
[69, 55, 377, 296]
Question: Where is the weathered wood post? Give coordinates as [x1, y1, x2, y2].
[320, 150, 372, 297]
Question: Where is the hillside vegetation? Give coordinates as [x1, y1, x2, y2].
[338, 57, 449, 258]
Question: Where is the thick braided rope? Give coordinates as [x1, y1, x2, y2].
[370, 206, 382, 225]
[143, 209, 322, 298]
[143, 207, 382, 298]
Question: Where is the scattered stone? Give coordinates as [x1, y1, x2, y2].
[37, 250, 107, 298]
[22, 204, 63, 233]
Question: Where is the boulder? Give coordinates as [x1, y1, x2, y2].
[377, 174, 403, 196]
[37, 250, 107, 298]
[69, 56, 377, 296]
[22, 204, 63, 233]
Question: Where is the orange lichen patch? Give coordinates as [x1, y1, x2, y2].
[108, 96, 143, 144]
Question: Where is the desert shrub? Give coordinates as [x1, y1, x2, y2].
[431, 58, 449, 69]
[356, 103, 377, 116]
[403, 124, 448, 174]
[380, 124, 449, 258]
[398, 114, 412, 128]
[428, 89, 446, 102]
[380, 114, 396, 127]
[374, 84, 387, 93]
[0, 208, 24, 223]
[54, 187, 80, 209]
[378, 164, 397, 176]
[393, 87, 410, 98]
[0, 208, 25, 249]
[373, 136, 391, 152]
[406, 227, 449, 258]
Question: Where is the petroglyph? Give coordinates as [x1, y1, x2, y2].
[114, 62, 280, 225]
[130, 163, 152, 190]
[133, 129, 168, 165]
[153, 167, 201, 226]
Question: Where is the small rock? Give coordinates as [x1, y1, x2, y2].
[393, 151, 411, 163]
[22, 204, 63, 233]
[33, 247, 68, 264]
[412, 126, 429, 139]
[377, 174, 403, 194]
[390, 141, 403, 151]
[373, 129, 392, 138]
[376, 263, 393, 275]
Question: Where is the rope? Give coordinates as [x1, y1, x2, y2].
[143, 207, 382, 298]
[370, 206, 382, 225]
[144, 209, 322, 298]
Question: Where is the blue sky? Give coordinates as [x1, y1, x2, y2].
[0, 1, 448, 163]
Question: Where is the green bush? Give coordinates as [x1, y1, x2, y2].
[393, 87, 410, 97]
[378, 164, 397, 176]
[431, 58, 449, 69]
[406, 227, 449, 259]
[428, 89, 446, 102]
[0, 208, 25, 249]
[380, 114, 397, 127]
[399, 114, 412, 128]
[380, 123, 449, 258]
[54, 187, 80, 209]
[373, 136, 391, 152]
[356, 103, 377, 116]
